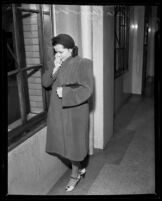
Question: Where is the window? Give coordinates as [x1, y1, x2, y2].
[3, 4, 54, 151]
[114, 5, 130, 78]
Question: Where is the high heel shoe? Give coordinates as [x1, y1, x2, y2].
[79, 168, 86, 178]
[65, 174, 81, 192]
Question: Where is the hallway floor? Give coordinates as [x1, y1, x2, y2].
[47, 94, 155, 195]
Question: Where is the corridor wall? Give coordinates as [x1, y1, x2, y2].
[8, 127, 67, 194]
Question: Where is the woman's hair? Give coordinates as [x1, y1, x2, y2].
[52, 34, 78, 57]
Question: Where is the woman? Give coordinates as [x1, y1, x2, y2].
[42, 34, 93, 191]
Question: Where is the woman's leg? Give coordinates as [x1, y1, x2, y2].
[71, 161, 80, 178]
[65, 160, 87, 191]
[65, 160, 81, 191]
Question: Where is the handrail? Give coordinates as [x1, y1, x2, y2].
[8, 64, 42, 76]
[7, 43, 20, 68]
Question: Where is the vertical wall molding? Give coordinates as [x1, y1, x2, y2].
[92, 6, 104, 149]
[131, 6, 145, 94]
[80, 6, 94, 155]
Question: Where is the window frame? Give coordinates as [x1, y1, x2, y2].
[7, 4, 53, 151]
[114, 5, 130, 79]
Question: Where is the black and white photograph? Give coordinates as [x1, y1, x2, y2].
[1, 1, 160, 199]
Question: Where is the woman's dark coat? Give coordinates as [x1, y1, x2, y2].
[42, 56, 93, 161]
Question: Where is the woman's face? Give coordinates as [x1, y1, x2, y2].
[53, 44, 72, 62]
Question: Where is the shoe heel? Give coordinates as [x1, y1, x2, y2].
[79, 168, 86, 178]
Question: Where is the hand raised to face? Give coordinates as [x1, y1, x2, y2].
[54, 53, 62, 68]
[52, 53, 62, 75]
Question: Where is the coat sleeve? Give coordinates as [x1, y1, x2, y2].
[62, 59, 93, 107]
[42, 64, 58, 88]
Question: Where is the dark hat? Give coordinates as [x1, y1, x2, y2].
[52, 34, 75, 49]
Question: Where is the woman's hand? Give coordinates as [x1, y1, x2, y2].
[56, 87, 63, 98]
[52, 53, 62, 75]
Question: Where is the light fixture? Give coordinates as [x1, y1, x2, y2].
[148, 27, 151, 33]
[131, 23, 138, 30]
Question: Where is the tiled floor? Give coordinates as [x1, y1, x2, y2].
[47, 94, 155, 195]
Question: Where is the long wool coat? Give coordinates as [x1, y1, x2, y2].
[42, 56, 93, 161]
